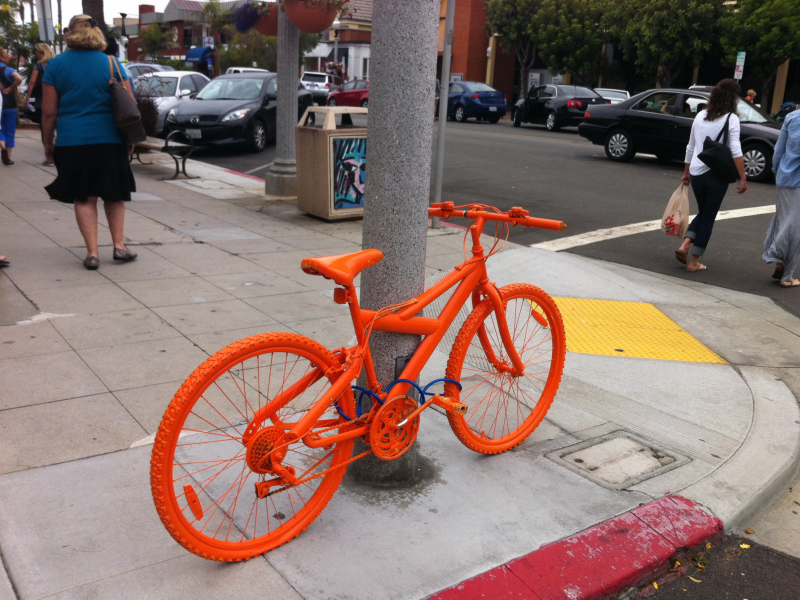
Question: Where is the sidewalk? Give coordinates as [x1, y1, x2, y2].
[1, 131, 799, 600]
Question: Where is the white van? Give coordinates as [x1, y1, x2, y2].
[225, 67, 270, 75]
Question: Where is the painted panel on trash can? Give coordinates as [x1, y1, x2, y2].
[332, 137, 366, 210]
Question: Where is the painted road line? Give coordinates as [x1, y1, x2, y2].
[533, 204, 776, 251]
[245, 161, 273, 174]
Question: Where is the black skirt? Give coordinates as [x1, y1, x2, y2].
[46, 143, 136, 204]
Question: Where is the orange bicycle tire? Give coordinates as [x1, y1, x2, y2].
[150, 333, 355, 562]
[444, 284, 565, 454]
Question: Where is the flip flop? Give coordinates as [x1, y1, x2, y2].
[772, 266, 785, 280]
[780, 278, 800, 288]
[675, 249, 689, 265]
[687, 264, 707, 272]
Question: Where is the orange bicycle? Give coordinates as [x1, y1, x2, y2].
[150, 203, 567, 562]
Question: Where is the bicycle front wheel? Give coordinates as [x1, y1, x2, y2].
[445, 284, 565, 454]
[150, 333, 355, 562]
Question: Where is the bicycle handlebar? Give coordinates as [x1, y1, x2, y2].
[429, 203, 567, 232]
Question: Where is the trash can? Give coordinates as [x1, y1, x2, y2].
[295, 106, 367, 221]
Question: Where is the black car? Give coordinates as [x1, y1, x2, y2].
[512, 84, 609, 131]
[165, 73, 313, 152]
[578, 88, 781, 182]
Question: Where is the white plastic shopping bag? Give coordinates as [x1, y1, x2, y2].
[661, 184, 689, 238]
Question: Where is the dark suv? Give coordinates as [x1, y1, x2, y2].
[578, 88, 781, 182]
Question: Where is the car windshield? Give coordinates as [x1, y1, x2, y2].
[196, 78, 264, 100]
[136, 77, 178, 97]
[737, 99, 774, 124]
[303, 74, 326, 83]
[467, 83, 497, 93]
[598, 90, 627, 100]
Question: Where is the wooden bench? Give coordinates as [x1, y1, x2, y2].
[132, 132, 197, 180]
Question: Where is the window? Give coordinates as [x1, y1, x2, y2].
[449, 83, 464, 94]
[466, 83, 497, 93]
[362, 58, 369, 77]
[341, 81, 357, 91]
[527, 86, 541, 99]
[191, 75, 209, 91]
[266, 78, 277, 95]
[679, 95, 708, 118]
[540, 86, 556, 98]
[136, 76, 177, 97]
[183, 26, 192, 48]
[303, 73, 326, 83]
[355, 81, 368, 90]
[635, 92, 678, 114]
[196, 77, 265, 100]
[737, 99, 771, 124]
[562, 86, 594, 96]
[179, 76, 196, 93]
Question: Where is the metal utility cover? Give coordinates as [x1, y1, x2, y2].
[546, 431, 690, 490]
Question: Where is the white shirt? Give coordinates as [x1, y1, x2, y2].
[685, 110, 743, 176]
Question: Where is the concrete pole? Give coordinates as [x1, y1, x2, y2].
[431, 0, 455, 229]
[264, 10, 299, 197]
[351, 0, 440, 484]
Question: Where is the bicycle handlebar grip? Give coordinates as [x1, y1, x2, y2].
[523, 217, 567, 231]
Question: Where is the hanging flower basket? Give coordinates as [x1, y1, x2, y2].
[281, 0, 348, 34]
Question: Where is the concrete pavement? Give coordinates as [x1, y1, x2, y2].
[0, 130, 799, 599]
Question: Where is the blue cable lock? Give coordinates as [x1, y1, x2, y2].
[333, 378, 463, 421]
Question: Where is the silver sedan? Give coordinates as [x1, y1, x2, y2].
[135, 72, 211, 136]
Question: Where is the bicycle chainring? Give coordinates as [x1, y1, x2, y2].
[369, 396, 420, 461]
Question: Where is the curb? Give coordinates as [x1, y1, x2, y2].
[429, 496, 722, 600]
[680, 366, 800, 532]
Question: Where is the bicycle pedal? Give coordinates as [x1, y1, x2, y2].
[431, 395, 467, 415]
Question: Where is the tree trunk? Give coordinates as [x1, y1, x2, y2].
[517, 40, 536, 101]
[760, 74, 775, 114]
[82, 0, 106, 31]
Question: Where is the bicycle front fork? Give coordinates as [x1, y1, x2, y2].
[474, 283, 526, 376]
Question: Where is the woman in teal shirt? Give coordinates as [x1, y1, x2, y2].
[763, 109, 800, 288]
[42, 15, 138, 270]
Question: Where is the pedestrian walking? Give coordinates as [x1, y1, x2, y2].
[41, 15, 138, 270]
[0, 45, 24, 166]
[763, 109, 800, 288]
[675, 79, 748, 272]
[25, 43, 56, 165]
[745, 89, 757, 103]
[0, 75, 6, 268]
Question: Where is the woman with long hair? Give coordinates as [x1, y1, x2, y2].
[763, 108, 800, 287]
[675, 79, 748, 272]
[41, 15, 138, 270]
[25, 43, 56, 164]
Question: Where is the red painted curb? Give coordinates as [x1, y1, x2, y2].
[430, 496, 722, 600]
[223, 169, 266, 182]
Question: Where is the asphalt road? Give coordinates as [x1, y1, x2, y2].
[190, 116, 798, 317]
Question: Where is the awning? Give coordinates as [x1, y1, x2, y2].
[185, 46, 213, 64]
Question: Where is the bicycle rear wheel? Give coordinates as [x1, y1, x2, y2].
[445, 284, 565, 454]
[150, 333, 355, 561]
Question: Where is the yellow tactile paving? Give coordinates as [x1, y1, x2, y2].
[550, 297, 727, 364]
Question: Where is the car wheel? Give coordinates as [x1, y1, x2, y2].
[454, 105, 466, 122]
[742, 145, 772, 182]
[604, 129, 635, 162]
[545, 111, 560, 131]
[248, 120, 267, 153]
[513, 108, 522, 128]
[487, 115, 501, 124]
[328, 97, 337, 107]
[361, 99, 368, 108]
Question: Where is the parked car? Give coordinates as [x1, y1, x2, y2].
[513, 84, 608, 131]
[301, 71, 344, 105]
[578, 88, 781, 182]
[447, 81, 507, 123]
[772, 102, 799, 123]
[327, 78, 369, 107]
[226, 67, 270, 74]
[126, 62, 174, 78]
[165, 73, 313, 152]
[136, 72, 210, 136]
[594, 88, 630, 104]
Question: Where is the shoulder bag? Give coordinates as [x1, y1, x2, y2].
[108, 55, 146, 144]
[697, 113, 738, 183]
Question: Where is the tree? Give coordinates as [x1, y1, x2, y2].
[532, 0, 610, 86]
[485, 0, 542, 99]
[203, 0, 233, 76]
[610, 0, 724, 88]
[218, 30, 278, 72]
[82, 0, 106, 31]
[721, 0, 800, 112]
[140, 23, 173, 61]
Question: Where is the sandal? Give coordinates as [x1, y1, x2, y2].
[780, 278, 800, 288]
[687, 264, 707, 272]
[113, 247, 138, 262]
[1, 149, 13, 166]
[675, 249, 689, 265]
[772, 266, 785, 280]
[84, 256, 99, 270]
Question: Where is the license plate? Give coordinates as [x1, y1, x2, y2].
[186, 129, 202, 139]
[489, 106, 497, 112]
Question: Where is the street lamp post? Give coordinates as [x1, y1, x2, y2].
[332, 17, 340, 77]
[120, 13, 127, 60]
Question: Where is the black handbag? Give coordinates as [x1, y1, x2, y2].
[108, 56, 146, 144]
[697, 113, 738, 183]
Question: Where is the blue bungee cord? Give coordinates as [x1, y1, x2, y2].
[333, 377, 463, 421]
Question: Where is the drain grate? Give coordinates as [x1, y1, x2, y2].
[546, 431, 690, 490]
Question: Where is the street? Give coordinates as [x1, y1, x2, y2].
[192, 117, 798, 318]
